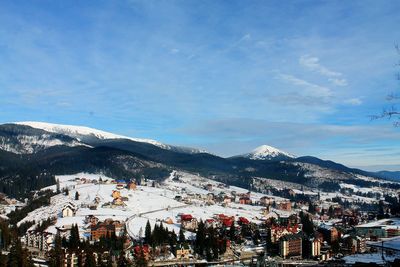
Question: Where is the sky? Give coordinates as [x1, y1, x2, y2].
[0, 0, 399, 170]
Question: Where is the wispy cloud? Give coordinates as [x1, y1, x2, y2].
[299, 55, 348, 86]
[279, 73, 332, 98]
[344, 98, 363, 106]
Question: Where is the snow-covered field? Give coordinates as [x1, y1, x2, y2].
[21, 171, 294, 239]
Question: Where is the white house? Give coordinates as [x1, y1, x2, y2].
[62, 203, 77, 218]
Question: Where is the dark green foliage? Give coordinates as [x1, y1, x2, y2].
[144, 220, 151, 245]
[48, 233, 63, 267]
[68, 224, 80, 249]
[300, 211, 314, 236]
[178, 228, 185, 243]
[7, 238, 34, 267]
[8, 190, 55, 225]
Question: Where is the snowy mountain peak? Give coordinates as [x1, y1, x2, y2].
[14, 121, 170, 149]
[244, 145, 295, 160]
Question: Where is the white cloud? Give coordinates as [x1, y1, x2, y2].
[279, 73, 332, 98]
[299, 55, 347, 86]
[344, 98, 362, 105]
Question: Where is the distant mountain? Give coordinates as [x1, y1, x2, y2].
[234, 145, 295, 160]
[0, 121, 398, 198]
[13, 121, 205, 154]
[374, 170, 400, 181]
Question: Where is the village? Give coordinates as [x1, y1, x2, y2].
[1, 170, 395, 266]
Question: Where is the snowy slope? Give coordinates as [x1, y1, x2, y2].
[15, 121, 170, 149]
[241, 145, 295, 160]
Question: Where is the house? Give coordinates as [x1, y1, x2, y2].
[205, 219, 217, 228]
[276, 201, 292, 211]
[111, 190, 121, 199]
[181, 214, 198, 231]
[128, 181, 137, 190]
[279, 233, 302, 259]
[318, 224, 339, 243]
[260, 196, 273, 206]
[85, 215, 99, 225]
[176, 244, 191, 260]
[223, 196, 232, 204]
[239, 197, 251, 205]
[90, 222, 115, 241]
[355, 218, 400, 238]
[62, 203, 76, 218]
[112, 197, 126, 207]
[238, 217, 250, 225]
[164, 217, 174, 224]
[134, 245, 150, 261]
[217, 214, 235, 228]
[343, 235, 367, 254]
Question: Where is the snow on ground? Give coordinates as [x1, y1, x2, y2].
[368, 236, 400, 251]
[342, 253, 398, 264]
[15, 121, 169, 149]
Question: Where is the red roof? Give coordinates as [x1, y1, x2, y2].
[223, 218, 234, 227]
[134, 245, 149, 254]
[181, 214, 193, 221]
[239, 217, 250, 224]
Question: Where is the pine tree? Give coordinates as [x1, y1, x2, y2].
[48, 233, 63, 267]
[144, 220, 152, 245]
[75, 191, 79, 200]
[229, 221, 235, 242]
[56, 179, 60, 193]
[195, 220, 205, 256]
[84, 250, 96, 267]
[179, 228, 185, 243]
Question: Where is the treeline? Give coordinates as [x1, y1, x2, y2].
[0, 172, 56, 198]
[48, 224, 128, 267]
[8, 190, 55, 225]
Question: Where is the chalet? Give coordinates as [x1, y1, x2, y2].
[134, 245, 150, 261]
[205, 219, 217, 228]
[223, 196, 232, 204]
[128, 181, 137, 190]
[279, 233, 302, 259]
[112, 197, 126, 207]
[90, 223, 115, 241]
[260, 196, 273, 206]
[164, 217, 174, 224]
[239, 197, 251, 205]
[62, 203, 77, 218]
[181, 214, 198, 231]
[343, 235, 367, 254]
[318, 224, 339, 243]
[217, 214, 235, 228]
[238, 217, 250, 225]
[205, 183, 213, 191]
[276, 201, 292, 211]
[85, 215, 99, 225]
[116, 181, 126, 190]
[112, 190, 121, 199]
[176, 244, 192, 260]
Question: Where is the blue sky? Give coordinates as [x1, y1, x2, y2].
[1, 0, 400, 170]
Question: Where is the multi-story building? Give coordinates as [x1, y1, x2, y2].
[25, 230, 54, 251]
[279, 233, 302, 259]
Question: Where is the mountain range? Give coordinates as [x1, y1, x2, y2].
[0, 121, 398, 197]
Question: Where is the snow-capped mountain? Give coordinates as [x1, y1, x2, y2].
[240, 145, 295, 160]
[11, 121, 206, 154]
[15, 121, 170, 149]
